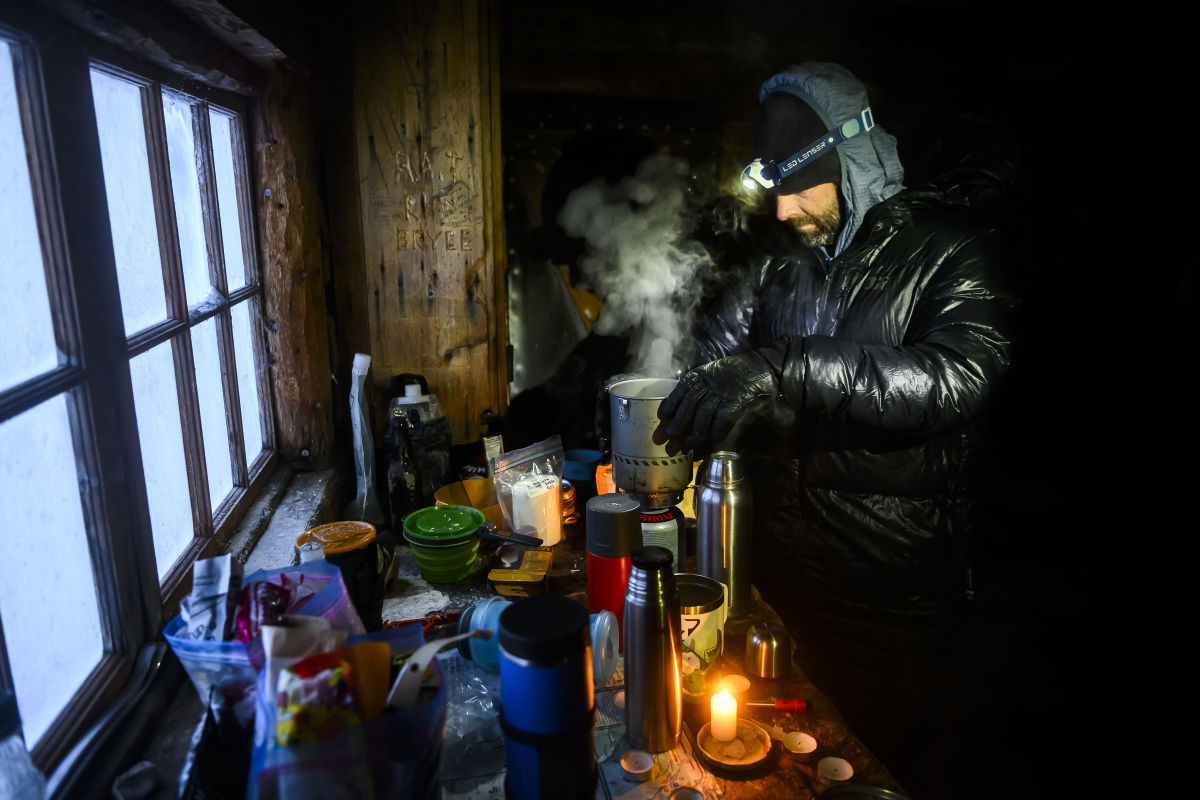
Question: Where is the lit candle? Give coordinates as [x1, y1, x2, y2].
[710, 688, 737, 741]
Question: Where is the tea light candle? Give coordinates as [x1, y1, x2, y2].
[710, 689, 737, 741]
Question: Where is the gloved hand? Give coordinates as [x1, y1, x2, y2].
[658, 344, 787, 453]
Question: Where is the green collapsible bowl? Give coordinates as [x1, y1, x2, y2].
[402, 504, 485, 583]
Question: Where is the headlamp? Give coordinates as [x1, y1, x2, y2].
[740, 107, 875, 191]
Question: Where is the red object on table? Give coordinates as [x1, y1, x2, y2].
[744, 697, 807, 712]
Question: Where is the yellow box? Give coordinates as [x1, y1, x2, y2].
[488, 547, 553, 597]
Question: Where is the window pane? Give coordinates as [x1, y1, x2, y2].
[1, 39, 60, 390]
[162, 91, 213, 310]
[0, 395, 104, 745]
[193, 318, 233, 508]
[89, 68, 168, 335]
[130, 341, 193, 578]
[230, 301, 263, 464]
[209, 110, 247, 291]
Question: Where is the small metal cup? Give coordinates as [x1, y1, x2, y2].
[744, 622, 791, 679]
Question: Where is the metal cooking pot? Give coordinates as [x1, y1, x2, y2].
[607, 377, 693, 505]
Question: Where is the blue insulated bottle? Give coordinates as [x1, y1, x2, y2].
[498, 594, 597, 800]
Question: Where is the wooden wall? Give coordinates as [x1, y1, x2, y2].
[333, 0, 506, 447]
[254, 67, 335, 467]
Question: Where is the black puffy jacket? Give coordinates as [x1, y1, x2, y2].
[693, 65, 1019, 617]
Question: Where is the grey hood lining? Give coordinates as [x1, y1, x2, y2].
[760, 63, 906, 256]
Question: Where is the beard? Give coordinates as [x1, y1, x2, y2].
[784, 204, 842, 248]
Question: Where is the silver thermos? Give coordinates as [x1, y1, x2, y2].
[622, 546, 682, 753]
[695, 450, 753, 618]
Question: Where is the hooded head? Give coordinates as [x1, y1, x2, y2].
[751, 63, 905, 255]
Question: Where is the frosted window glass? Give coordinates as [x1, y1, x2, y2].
[193, 318, 233, 508]
[129, 341, 193, 578]
[230, 301, 263, 463]
[89, 68, 168, 335]
[162, 92, 213, 310]
[209, 110, 247, 291]
[0, 395, 104, 746]
[1, 40, 60, 390]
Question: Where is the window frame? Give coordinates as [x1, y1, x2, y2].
[0, 4, 277, 772]
[90, 52, 279, 594]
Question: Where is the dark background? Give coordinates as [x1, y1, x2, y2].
[495, 3, 1185, 797]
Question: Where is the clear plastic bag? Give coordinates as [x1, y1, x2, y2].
[164, 560, 366, 730]
[440, 651, 506, 784]
[492, 435, 565, 546]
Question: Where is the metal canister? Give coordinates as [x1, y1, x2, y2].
[608, 377, 694, 506]
[586, 493, 642, 648]
[695, 451, 753, 618]
[623, 546, 682, 753]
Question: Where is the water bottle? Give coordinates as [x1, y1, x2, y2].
[695, 450, 753, 617]
[585, 493, 642, 648]
[623, 546, 682, 753]
[497, 594, 597, 800]
[0, 692, 46, 800]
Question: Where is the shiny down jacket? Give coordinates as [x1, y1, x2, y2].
[693, 112, 1019, 615]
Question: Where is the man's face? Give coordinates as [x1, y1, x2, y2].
[776, 182, 841, 248]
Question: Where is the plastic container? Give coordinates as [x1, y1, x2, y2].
[389, 374, 452, 502]
[457, 595, 512, 671]
[458, 596, 619, 686]
[296, 520, 384, 631]
[564, 449, 602, 482]
[434, 478, 505, 528]
[401, 505, 484, 583]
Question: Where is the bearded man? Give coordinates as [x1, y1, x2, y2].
[659, 62, 1020, 799]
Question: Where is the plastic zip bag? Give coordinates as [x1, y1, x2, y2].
[493, 435, 565, 546]
[345, 353, 384, 526]
[164, 560, 366, 730]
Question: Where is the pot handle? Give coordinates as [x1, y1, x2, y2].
[476, 520, 543, 547]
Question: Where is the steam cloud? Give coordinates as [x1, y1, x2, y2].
[558, 154, 715, 378]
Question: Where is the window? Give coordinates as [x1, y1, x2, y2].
[0, 8, 275, 772]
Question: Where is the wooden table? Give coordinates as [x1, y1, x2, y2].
[384, 516, 906, 799]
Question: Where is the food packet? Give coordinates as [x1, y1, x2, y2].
[492, 435, 565, 546]
[234, 573, 318, 643]
[274, 642, 392, 747]
[275, 650, 360, 747]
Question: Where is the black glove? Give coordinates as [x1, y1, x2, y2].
[658, 344, 787, 453]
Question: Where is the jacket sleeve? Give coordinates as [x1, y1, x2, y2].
[779, 227, 1016, 434]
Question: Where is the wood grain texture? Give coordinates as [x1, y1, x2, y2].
[253, 68, 335, 466]
[349, 0, 503, 446]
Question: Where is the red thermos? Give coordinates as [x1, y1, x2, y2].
[586, 493, 642, 650]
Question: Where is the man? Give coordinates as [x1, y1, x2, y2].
[659, 63, 1019, 796]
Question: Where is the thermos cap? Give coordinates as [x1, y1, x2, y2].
[704, 450, 744, 486]
[499, 594, 590, 664]
[631, 545, 674, 571]
[586, 493, 642, 558]
[745, 622, 791, 679]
